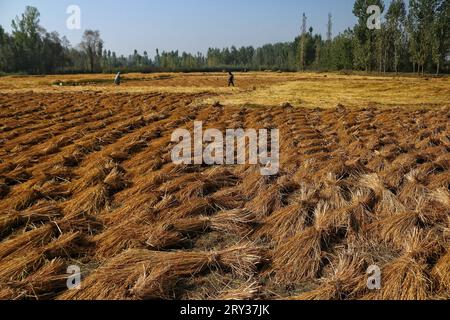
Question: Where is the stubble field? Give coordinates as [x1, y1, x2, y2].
[0, 72, 449, 300]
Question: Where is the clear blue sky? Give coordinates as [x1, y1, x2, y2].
[0, 0, 370, 56]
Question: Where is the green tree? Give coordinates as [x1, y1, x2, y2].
[352, 0, 385, 71]
[41, 31, 65, 73]
[0, 25, 14, 72]
[386, 0, 407, 74]
[408, 0, 434, 75]
[431, 0, 449, 75]
[80, 30, 103, 72]
[299, 13, 307, 71]
[11, 6, 43, 73]
[375, 22, 388, 73]
[330, 29, 354, 70]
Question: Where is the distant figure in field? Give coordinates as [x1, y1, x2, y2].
[114, 72, 121, 85]
[228, 71, 235, 87]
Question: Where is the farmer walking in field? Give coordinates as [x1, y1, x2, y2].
[228, 71, 235, 87]
[114, 72, 121, 85]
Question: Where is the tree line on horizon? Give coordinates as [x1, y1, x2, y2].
[0, 0, 448, 75]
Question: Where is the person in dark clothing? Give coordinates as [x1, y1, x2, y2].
[114, 72, 121, 85]
[228, 71, 235, 87]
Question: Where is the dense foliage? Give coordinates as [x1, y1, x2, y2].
[0, 1, 448, 75]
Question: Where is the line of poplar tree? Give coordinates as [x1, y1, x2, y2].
[0, 0, 448, 75]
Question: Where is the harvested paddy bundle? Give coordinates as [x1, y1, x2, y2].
[36, 180, 71, 201]
[94, 214, 150, 258]
[103, 166, 128, 194]
[245, 183, 284, 218]
[204, 167, 240, 187]
[271, 201, 339, 283]
[146, 209, 256, 250]
[61, 150, 84, 167]
[146, 156, 165, 171]
[0, 224, 61, 281]
[3, 167, 31, 185]
[0, 202, 62, 237]
[373, 196, 446, 249]
[215, 281, 260, 300]
[176, 179, 211, 202]
[0, 161, 17, 176]
[153, 194, 178, 213]
[145, 223, 187, 250]
[381, 153, 418, 190]
[101, 192, 161, 225]
[20, 258, 68, 299]
[238, 168, 271, 200]
[325, 188, 376, 234]
[291, 159, 318, 184]
[0, 224, 56, 260]
[427, 170, 450, 190]
[122, 138, 148, 155]
[320, 157, 368, 181]
[376, 145, 405, 163]
[0, 250, 45, 282]
[397, 169, 430, 206]
[415, 135, 446, 150]
[245, 176, 296, 218]
[107, 150, 129, 163]
[158, 172, 202, 195]
[64, 183, 110, 218]
[213, 242, 263, 278]
[374, 229, 435, 300]
[378, 255, 430, 300]
[169, 197, 215, 220]
[255, 204, 308, 244]
[39, 164, 74, 182]
[8, 185, 43, 211]
[0, 285, 24, 300]
[432, 249, 450, 294]
[43, 231, 86, 259]
[61, 243, 262, 300]
[374, 211, 423, 248]
[291, 250, 367, 300]
[285, 182, 319, 205]
[132, 170, 170, 194]
[207, 209, 256, 235]
[207, 188, 245, 210]
[402, 228, 442, 261]
[434, 153, 450, 170]
[317, 173, 350, 211]
[359, 173, 405, 215]
[430, 188, 450, 207]
[41, 136, 72, 156]
[171, 209, 255, 235]
[69, 158, 116, 194]
[271, 227, 322, 283]
[94, 128, 125, 146]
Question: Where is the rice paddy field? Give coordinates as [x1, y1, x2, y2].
[0, 72, 449, 300]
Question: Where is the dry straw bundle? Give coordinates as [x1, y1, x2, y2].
[146, 209, 256, 250]
[291, 249, 367, 300]
[374, 229, 439, 300]
[61, 243, 262, 300]
[271, 201, 343, 283]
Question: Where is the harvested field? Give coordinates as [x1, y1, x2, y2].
[0, 72, 449, 300]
